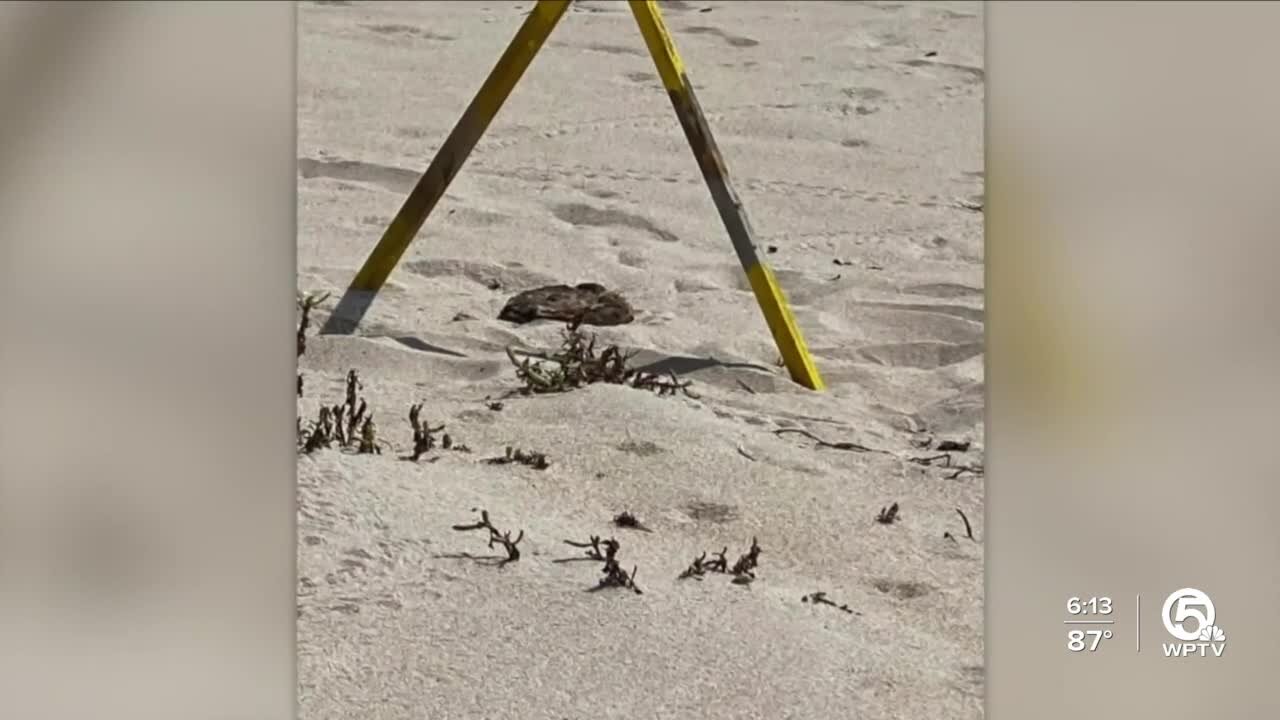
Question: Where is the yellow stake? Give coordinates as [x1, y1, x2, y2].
[322, 0, 572, 333]
[325, 0, 826, 391]
[628, 1, 824, 390]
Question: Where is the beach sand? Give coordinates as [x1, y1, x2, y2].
[297, 1, 983, 717]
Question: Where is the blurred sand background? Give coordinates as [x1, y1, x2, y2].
[297, 2, 983, 718]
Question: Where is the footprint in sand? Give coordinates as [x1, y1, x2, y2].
[900, 58, 985, 84]
[871, 578, 934, 601]
[903, 283, 983, 300]
[673, 276, 720, 293]
[856, 341, 984, 370]
[683, 501, 740, 524]
[403, 258, 559, 292]
[617, 249, 649, 269]
[297, 156, 419, 194]
[678, 25, 760, 48]
[360, 23, 455, 41]
[551, 202, 680, 244]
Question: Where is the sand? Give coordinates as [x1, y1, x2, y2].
[297, 1, 983, 718]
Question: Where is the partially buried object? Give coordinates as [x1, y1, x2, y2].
[497, 283, 634, 326]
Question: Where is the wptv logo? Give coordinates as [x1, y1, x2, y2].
[1160, 588, 1226, 658]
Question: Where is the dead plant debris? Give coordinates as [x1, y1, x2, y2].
[356, 413, 382, 455]
[408, 403, 443, 460]
[908, 451, 984, 479]
[485, 445, 549, 470]
[909, 435, 973, 452]
[679, 537, 762, 585]
[729, 536, 762, 583]
[299, 405, 336, 454]
[506, 321, 698, 398]
[802, 591, 860, 615]
[406, 403, 471, 461]
[563, 536, 642, 594]
[773, 427, 888, 454]
[613, 511, 653, 533]
[451, 509, 524, 564]
[908, 453, 953, 467]
[298, 369, 389, 455]
[955, 508, 976, 541]
[876, 502, 900, 525]
[946, 463, 984, 480]
[296, 291, 330, 398]
[678, 547, 728, 580]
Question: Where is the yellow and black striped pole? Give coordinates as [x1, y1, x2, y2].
[322, 0, 572, 334]
[629, 1, 824, 390]
[324, 0, 824, 391]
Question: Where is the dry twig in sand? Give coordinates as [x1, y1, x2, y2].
[876, 502, 900, 525]
[909, 439, 983, 479]
[506, 321, 698, 398]
[297, 369, 391, 456]
[341, 372, 374, 450]
[296, 291, 329, 398]
[678, 547, 728, 580]
[946, 463, 984, 480]
[802, 591, 859, 615]
[344, 369, 361, 410]
[408, 403, 444, 461]
[908, 453, 953, 467]
[729, 537, 762, 584]
[405, 403, 469, 460]
[485, 446, 549, 470]
[562, 536, 642, 595]
[909, 454, 984, 479]
[678, 537, 762, 585]
[300, 405, 337, 454]
[944, 509, 978, 543]
[356, 414, 383, 455]
[773, 427, 887, 454]
[452, 509, 524, 564]
[910, 436, 973, 452]
[345, 401, 368, 449]
[956, 508, 976, 541]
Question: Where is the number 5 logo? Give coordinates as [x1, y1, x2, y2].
[1161, 588, 1216, 642]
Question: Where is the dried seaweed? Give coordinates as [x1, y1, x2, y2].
[956, 508, 976, 541]
[296, 291, 329, 398]
[802, 591, 858, 615]
[451, 509, 524, 564]
[678, 537, 760, 585]
[613, 511, 653, 533]
[297, 368, 388, 455]
[506, 321, 697, 398]
[562, 535, 642, 595]
[485, 446, 549, 470]
[356, 414, 382, 455]
[773, 427, 887, 454]
[729, 536, 762, 583]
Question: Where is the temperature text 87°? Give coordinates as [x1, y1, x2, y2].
[1068, 629, 1113, 652]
